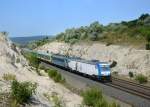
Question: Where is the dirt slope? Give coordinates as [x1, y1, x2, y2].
[0, 33, 82, 107]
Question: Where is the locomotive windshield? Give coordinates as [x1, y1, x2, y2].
[101, 65, 110, 71]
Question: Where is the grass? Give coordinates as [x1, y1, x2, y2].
[82, 87, 120, 107]
[51, 92, 65, 107]
[135, 74, 148, 84]
[43, 92, 65, 107]
[43, 92, 51, 102]
[23, 52, 43, 76]
[81, 87, 103, 106]
[23, 52, 40, 71]
[0, 92, 20, 107]
[47, 69, 65, 83]
[2, 73, 16, 81]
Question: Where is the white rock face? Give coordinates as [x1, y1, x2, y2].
[37, 42, 150, 76]
[0, 33, 82, 107]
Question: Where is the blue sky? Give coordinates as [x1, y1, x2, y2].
[0, 0, 150, 37]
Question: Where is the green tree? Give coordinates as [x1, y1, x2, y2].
[139, 13, 149, 20]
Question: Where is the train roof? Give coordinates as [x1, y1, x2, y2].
[52, 54, 69, 59]
[37, 51, 51, 56]
[51, 53, 109, 65]
[68, 57, 109, 65]
[34, 50, 109, 65]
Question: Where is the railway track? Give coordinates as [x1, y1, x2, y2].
[105, 77, 150, 100]
[39, 58, 150, 101]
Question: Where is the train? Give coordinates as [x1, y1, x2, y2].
[23, 49, 111, 81]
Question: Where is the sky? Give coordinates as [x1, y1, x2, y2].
[0, 0, 150, 37]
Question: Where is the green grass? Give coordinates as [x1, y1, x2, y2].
[135, 74, 148, 84]
[51, 92, 65, 107]
[82, 87, 120, 107]
[43, 92, 65, 107]
[23, 52, 40, 69]
[23, 52, 41, 75]
[82, 87, 103, 106]
[47, 69, 65, 83]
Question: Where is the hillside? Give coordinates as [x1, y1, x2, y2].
[0, 32, 82, 107]
[36, 14, 150, 79]
[10, 35, 51, 45]
[37, 41, 150, 79]
[55, 14, 150, 48]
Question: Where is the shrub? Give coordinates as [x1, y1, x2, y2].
[54, 73, 62, 82]
[16, 58, 20, 63]
[39, 64, 47, 70]
[11, 80, 37, 104]
[110, 60, 117, 68]
[135, 74, 148, 84]
[82, 87, 103, 106]
[24, 53, 39, 69]
[69, 38, 78, 45]
[52, 93, 65, 107]
[110, 102, 120, 107]
[94, 98, 108, 107]
[47, 69, 65, 83]
[3, 73, 16, 81]
[54, 73, 61, 82]
[36, 69, 42, 76]
[128, 72, 134, 78]
[82, 87, 120, 107]
[48, 69, 58, 78]
[106, 42, 113, 46]
[146, 43, 150, 50]
[112, 71, 118, 75]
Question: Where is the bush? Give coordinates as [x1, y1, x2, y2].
[146, 43, 150, 50]
[48, 69, 58, 78]
[82, 87, 103, 106]
[110, 102, 120, 107]
[16, 58, 20, 63]
[82, 87, 120, 107]
[54, 73, 62, 82]
[128, 72, 134, 78]
[94, 98, 108, 107]
[106, 42, 113, 46]
[38, 64, 47, 70]
[110, 60, 117, 68]
[24, 53, 39, 69]
[135, 74, 148, 84]
[112, 71, 118, 75]
[52, 94, 65, 107]
[47, 69, 65, 83]
[11, 80, 37, 104]
[3, 73, 16, 81]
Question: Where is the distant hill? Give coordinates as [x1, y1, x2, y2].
[10, 36, 51, 45]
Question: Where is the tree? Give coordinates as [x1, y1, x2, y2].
[88, 21, 103, 41]
[139, 13, 149, 20]
[89, 21, 103, 33]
